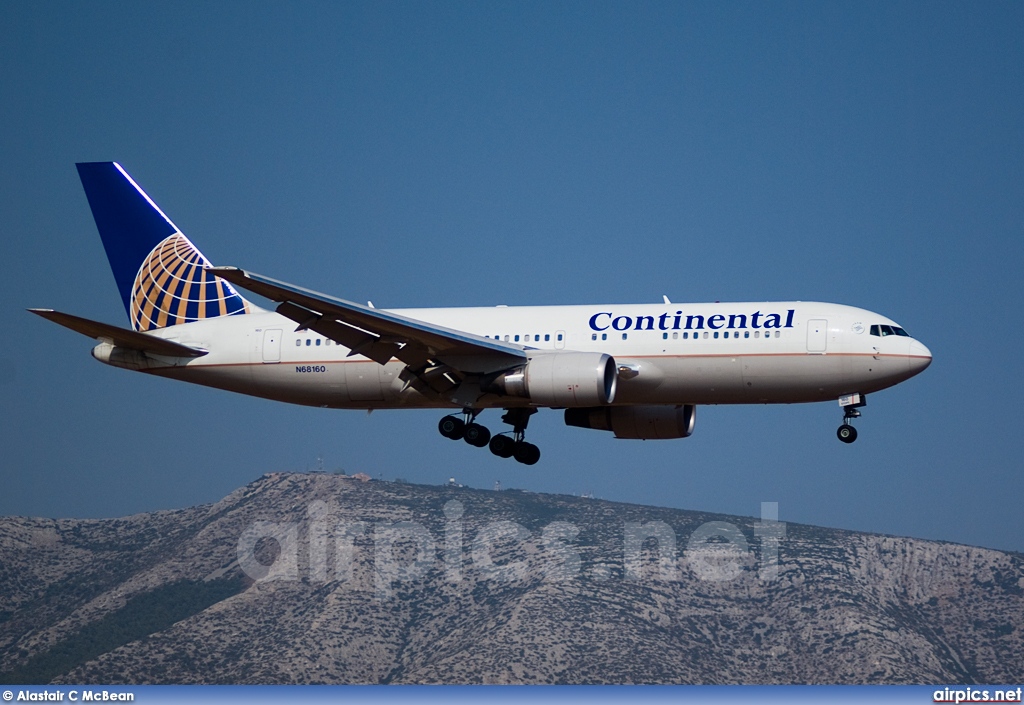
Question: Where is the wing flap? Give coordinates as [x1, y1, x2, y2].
[28, 309, 208, 358]
[209, 267, 526, 374]
[277, 301, 404, 366]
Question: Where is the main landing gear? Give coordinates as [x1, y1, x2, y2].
[438, 413, 491, 447]
[836, 393, 866, 444]
[438, 408, 541, 465]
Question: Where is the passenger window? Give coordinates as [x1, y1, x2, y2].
[775, 331, 780, 338]
[663, 332, 668, 339]
[602, 333, 607, 341]
[683, 332, 688, 339]
[557, 333, 563, 341]
[544, 334, 550, 342]
[713, 332, 719, 339]
[514, 335, 520, 342]
[703, 332, 709, 339]
[295, 339, 301, 346]
[755, 331, 760, 338]
[622, 333, 628, 340]
[316, 339, 321, 346]
[524, 335, 530, 342]
[744, 331, 749, 338]
[672, 332, 678, 339]
[504, 335, 509, 342]
[306, 339, 311, 346]
[592, 333, 597, 341]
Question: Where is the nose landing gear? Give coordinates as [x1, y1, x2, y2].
[437, 407, 540, 464]
[837, 393, 866, 444]
[837, 421, 858, 443]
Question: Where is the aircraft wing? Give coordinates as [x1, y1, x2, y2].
[28, 309, 208, 357]
[208, 267, 526, 388]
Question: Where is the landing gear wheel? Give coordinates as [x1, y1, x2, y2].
[837, 424, 858, 443]
[463, 423, 491, 447]
[489, 434, 516, 458]
[438, 415, 465, 440]
[513, 442, 541, 465]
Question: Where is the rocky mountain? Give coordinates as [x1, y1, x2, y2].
[0, 472, 1021, 684]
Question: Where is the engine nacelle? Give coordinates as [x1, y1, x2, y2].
[490, 352, 617, 407]
[564, 404, 696, 439]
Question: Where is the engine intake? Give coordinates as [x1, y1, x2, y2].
[490, 352, 617, 407]
[564, 404, 696, 439]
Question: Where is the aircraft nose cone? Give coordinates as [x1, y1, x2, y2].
[909, 340, 932, 374]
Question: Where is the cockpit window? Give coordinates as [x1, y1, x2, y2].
[871, 324, 911, 337]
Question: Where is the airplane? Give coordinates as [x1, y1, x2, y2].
[30, 162, 932, 465]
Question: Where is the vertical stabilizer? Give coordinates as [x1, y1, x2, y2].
[76, 162, 253, 331]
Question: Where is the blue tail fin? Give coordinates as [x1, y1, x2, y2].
[76, 162, 254, 331]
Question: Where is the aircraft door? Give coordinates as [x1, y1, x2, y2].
[262, 329, 283, 363]
[807, 319, 827, 353]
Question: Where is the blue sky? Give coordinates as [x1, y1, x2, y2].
[1, 2, 1021, 552]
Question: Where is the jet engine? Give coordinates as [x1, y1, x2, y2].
[489, 352, 617, 407]
[564, 404, 696, 439]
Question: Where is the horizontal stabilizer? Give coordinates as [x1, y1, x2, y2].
[28, 309, 208, 358]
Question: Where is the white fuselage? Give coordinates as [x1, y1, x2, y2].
[127, 301, 931, 410]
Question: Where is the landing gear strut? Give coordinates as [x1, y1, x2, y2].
[837, 393, 866, 444]
[436, 407, 541, 465]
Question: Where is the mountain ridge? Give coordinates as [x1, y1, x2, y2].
[1, 472, 1021, 684]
